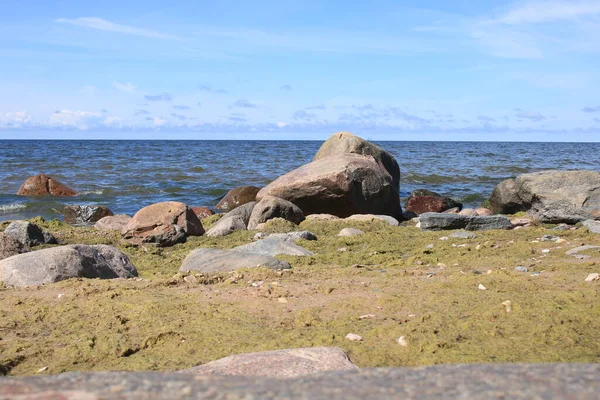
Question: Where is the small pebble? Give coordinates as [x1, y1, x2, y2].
[531, 271, 541, 276]
[359, 314, 376, 319]
[437, 263, 447, 268]
[501, 300, 512, 313]
[475, 245, 482, 250]
[515, 266, 529, 272]
[541, 249, 550, 254]
[486, 270, 492, 275]
[478, 284, 487, 290]
[278, 297, 288, 303]
[439, 236, 449, 241]
[585, 273, 600, 282]
[541, 235, 560, 242]
[57, 293, 64, 299]
[37, 366, 48, 373]
[345, 333, 363, 342]
[426, 244, 434, 249]
[397, 336, 409, 347]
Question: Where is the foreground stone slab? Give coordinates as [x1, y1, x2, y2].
[180, 248, 291, 273]
[419, 213, 512, 231]
[2, 364, 599, 399]
[180, 347, 357, 378]
[0, 244, 137, 287]
[233, 238, 314, 257]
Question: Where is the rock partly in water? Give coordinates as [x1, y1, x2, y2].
[180, 347, 357, 378]
[94, 214, 132, 231]
[191, 206, 214, 220]
[419, 213, 512, 231]
[405, 189, 462, 215]
[313, 131, 401, 191]
[215, 186, 261, 212]
[180, 248, 291, 273]
[248, 196, 305, 230]
[64, 205, 113, 225]
[490, 170, 600, 223]
[3, 220, 57, 246]
[257, 154, 402, 219]
[233, 238, 314, 257]
[16, 174, 78, 197]
[582, 220, 600, 234]
[0, 233, 30, 261]
[206, 202, 256, 237]
[122, 201, 204, 246]
[338, 228, 365, 237]
[0, 244, 137, 287]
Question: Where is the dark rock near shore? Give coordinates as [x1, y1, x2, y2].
[180, 347, 357, 378]
[0, 233, 30, 261]
[122, 201, 204, 246]
[0, 244, 137, 287]
[206, 202, 256, 237]
[257, 154, 401, 219]
[314, 131, 401, 191]
[419, 213, 512, 231]
[2, 363, 600, 399]
[16, 174, 78, 196]
[490, 170, 600, 223]
[94, 214, 132, 231]
[180, 248, 291, 273]
[191, 206, 214, 220]
[248, 196, 305, 230]
[405, 189, 462, 215]
[64, 205, 113, 225]
[3, 220, 57, 246]
[215, 186, 261, 212]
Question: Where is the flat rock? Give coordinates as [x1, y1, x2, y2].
[448, 231, 477, 239]
[248, 195, 305, 230]
[565, 245, 600, 259]
[16, 174, 77, 196]
[0, 232, 30, 261]
[180, 248, 291, 273]
[180, 347, 357, 378]
[215, 186, 260, 212]
[344, 214, 399, 226]
[338, 228, 365, 237]
[94, 214, 132, 231]
[419, 213, 512, 231]
[0, 244, 137, 287]
[122, 201, 204, 246]
[305, 214, 340, 221]
[64, 205, 113, 225]
[233, 238, 314, 256]
[582, 219, 600, 234]
[266, 231, 317, 241]
[3, 364, 600, 399]
[206, 202, 256, 237]
[3, 220, 57, 246]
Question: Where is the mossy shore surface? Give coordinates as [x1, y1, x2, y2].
[1, 216, 600, 376]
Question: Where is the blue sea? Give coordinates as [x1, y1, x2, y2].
[1, 140, 599, 221]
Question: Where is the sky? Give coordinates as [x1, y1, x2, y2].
[0, 0, 599, 141]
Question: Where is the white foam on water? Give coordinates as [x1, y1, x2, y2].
[0, 203, 27, 213]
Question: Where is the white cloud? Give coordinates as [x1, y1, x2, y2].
[497, 1, 600, 25]
[48, 109, 102, 130]
[276, 122, 288, 128]
[55, 17, 181, 41]
[152, 117, 167, 127]
[112, 81, 136, 93]
[103, 116, 123, 127]
[0, 111, 32, 127]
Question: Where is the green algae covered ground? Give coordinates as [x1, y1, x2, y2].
[1, 216, 600, 376]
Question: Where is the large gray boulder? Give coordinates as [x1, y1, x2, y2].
[233, 238, 314, 257]
[206, 202, 256, 237]
[180, 347, 357, 378]
[419, 213, 512, 231]
[314, 131, 401, 191]
[490, 170, 600, 223]
[3, 220, 57, 246]
[2, 364, 600, 399]
[0, 244, 137, 287]
[122, 201, 204, 246]
[248, 196, 305, 230]
[0, 233, 30, 261]
[180, 248, 291, 273]
[257, 154, 401, 219]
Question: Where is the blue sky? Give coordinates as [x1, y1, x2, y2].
[1, 0, 599, 141]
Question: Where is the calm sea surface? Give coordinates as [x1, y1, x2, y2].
[1, 140, 599, 221]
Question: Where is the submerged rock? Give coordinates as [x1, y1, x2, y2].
[3, 220, 57, 246]
[405, 189, 462, 215]
[419, 213, 512, 231]
[64, 205, 113, 225]
[180, 248, 291, 273]
[0, 244, 137, 287]
[16, 174, 78, 197]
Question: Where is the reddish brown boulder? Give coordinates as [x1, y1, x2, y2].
[257, 154, 401, 218]
[406, 196, 457, 215]
[191, 206, 214, 220]
[16, 174, 77, 196]
[122, 201, 204, 246]
[215, 186, 260, 211]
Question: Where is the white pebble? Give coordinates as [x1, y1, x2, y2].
[542, 249, 550, 254]
[37, 366, 48, 373]
[585, 273, 600, 282]
[358, 314, 376, 320]
[345, 333, 363, 342]
[397, 336, 409, 347]
[278, 297, 288, 303]
[478, 284, 487, 290]
[57, 293, 64, 299]
[475, 245, 482, 250]
[439, 236, 449, 241]
[502, 300, 512, 313]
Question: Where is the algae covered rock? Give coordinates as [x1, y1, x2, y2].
[248, 196, 305, 230]
[180, 248, 291, 273]
[233, 238, 314, 257]
[0, 244, 137, 287]
[16, 174, 78, 196]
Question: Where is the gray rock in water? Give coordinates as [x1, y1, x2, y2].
[267, 231, 317, 241]
[0, 244, 137, 287]
[2, 363, 600, 399]
[94, 214, 132, 231]
[206, 202, 256, 237]
[583, 220, 600, 234]
[419, 213, 512, 231]
[3, 220, 57, 246]
[0, 232, 30, 261]
[64, 205, 113, 225]
[233, 238, 314, 257]
[180, 248, 291, 273]
[247, 196, 305, 230]
[338, 228, 365, 237]
[179, 347, 357, 378]
[448, 231, 477, 239]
